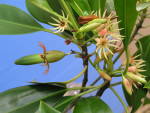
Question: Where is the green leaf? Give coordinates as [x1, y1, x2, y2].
[0, 4, 43, 35]
[26, 0, 57, 24]
[131, 88, 147, 113]
[38, 101, 61, 113]
[27, 82, 74, 112]
[122, 86, 147, 113]
[113, 0, 138, 46]
[136, 35, 150, 79]
[73, 97, 113, 113]
[88, 0, 106, 15]
[54, 96, 74, 112]
[144, 81, 150, 88]
[136, 2, 150, 11]
[47, 0, 63, 14]
[68, 0, 91, 16]
[0, 84, 66, 113]
[29, 81, 66, 87]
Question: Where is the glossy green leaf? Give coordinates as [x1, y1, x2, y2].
[136, 2, 150, 11]
[38, 101, 61, 113]
[47, 0, 63, 14]
[136, 35, 150, 79]
[68, 0, 91, 16]
[54, 96, 74, 112]
[29, 81, 66, 87]
[15, 50, 66, 65]
[0, 4, 43, 35]
[73, 97, 113, 113]
[26, 0, 57, 24]
[0, 84, 66, 113]
[144, 81, 150, 88]
[88, 0, 106, 15]
[122, 86, 147, 113]
[114, 0, 138, 46]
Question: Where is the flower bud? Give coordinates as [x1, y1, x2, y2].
[99, 71, 112, 81]
[99, 29, 108, 36]
[78, 19, 107, 33]
[128, 66, 137, 73]
[122, 76, 133, 95]
[15, 50, 66, 65]
[126, 72, 147, 84]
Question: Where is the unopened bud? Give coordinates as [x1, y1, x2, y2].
[78, 19, 107, 33]
[127, 72, 147, 84]
[99, 29, 108, 36]
[99, 71, 112, 81]
[128, 66, 137, 73]
[122, 76, 133, 95]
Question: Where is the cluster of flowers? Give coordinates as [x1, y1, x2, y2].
[49, 10, 147, 94]
[123, 55, 147, 94]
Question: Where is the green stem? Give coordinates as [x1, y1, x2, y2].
[43, 29, 70, 39]
[110, 87, 129, 113]
[66, 85, 98, 91]
[107, 55, 113, 72]
[55, 81, 108, 109]
[111, 70, 123, 75]
[113, 49, 124, 64]
[123, 49, 129, 75]
[109, 81, 122, 87]
[89, 58, 102, 72]
[62, 66, 87, 84]
[90, 76, 101, 86]
[76, 81, 108, 97]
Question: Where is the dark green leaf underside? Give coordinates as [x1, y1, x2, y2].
[114, 0, 138, 46]
[0, 84, 66, 113]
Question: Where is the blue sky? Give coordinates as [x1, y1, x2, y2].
[0, 1, 126, 113]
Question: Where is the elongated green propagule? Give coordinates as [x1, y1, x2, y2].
[78, 19, 107, 33]
[15, 50, 66, 65]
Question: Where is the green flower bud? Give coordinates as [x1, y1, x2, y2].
[78, 19, 107, 33]
[99, 71, 112, 81]
[126, 72, 147, 84]
[87, 18, 106, 24]
[15, 50, 66, 65]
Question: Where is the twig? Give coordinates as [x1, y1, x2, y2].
[109, 81, 122, 87]
[96, 81, 110, 96]
[80, 45, 89, 92]
[131, 9, 147, 41]
[90, 76, 101, 86]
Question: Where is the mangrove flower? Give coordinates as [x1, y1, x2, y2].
[123, 58, 147, 94]
[49, 11, 69, 33]
[95, 35, 121, 59]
